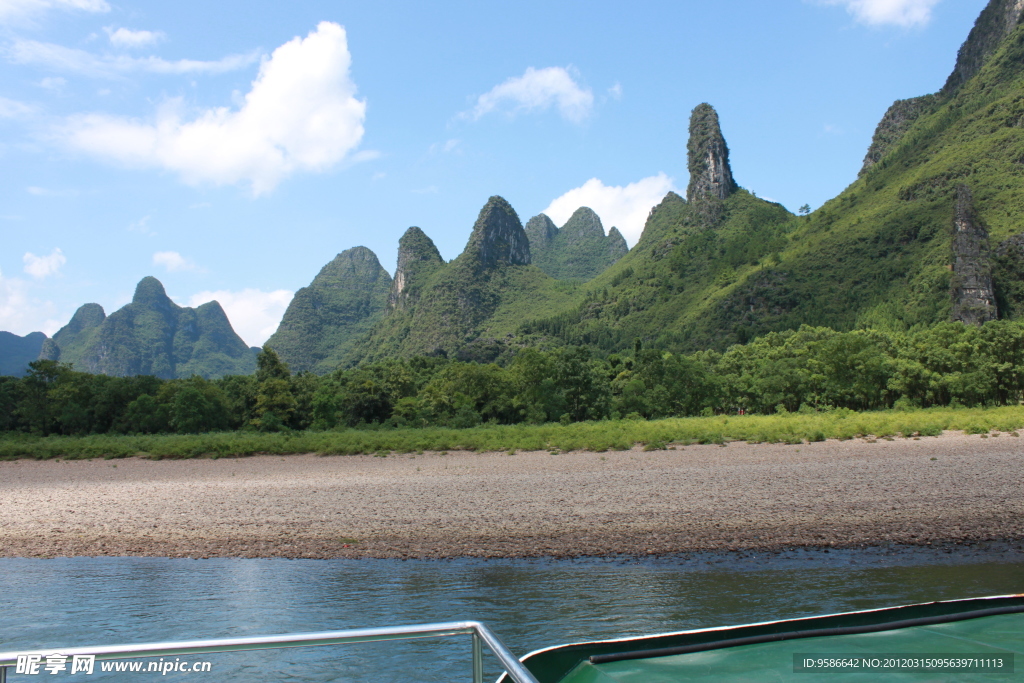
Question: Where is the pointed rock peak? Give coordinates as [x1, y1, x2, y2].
[65, 303, 106, 333]
[687, 103, 737, 202]
[195, 299, 228, 317]
[561, 207, 605, 238]
[525, 214, 558, 246]
[335, 245, 382, 267]
[464, 195, 531, 268]
[943, 0, 1024, 95]
[317, 246, 390, 283]
[390, 227, 444, 308]
[397, 227, 444, 265]
[133, 276, 172, 306]
[607, 226, 629, 256]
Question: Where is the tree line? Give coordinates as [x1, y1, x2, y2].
[2, 320, 1024, 436]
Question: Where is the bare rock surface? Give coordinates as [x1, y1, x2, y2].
[1, 432, 1021, 559]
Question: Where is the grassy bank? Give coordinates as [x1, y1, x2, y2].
[0, 405, 1021, 461]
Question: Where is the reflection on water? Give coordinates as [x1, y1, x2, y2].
[1, 546, 1022, 681]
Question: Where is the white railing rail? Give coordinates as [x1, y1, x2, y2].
[0, 620, 540, 683]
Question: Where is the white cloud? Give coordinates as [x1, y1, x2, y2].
[23, 247, 66, 278]
[429, 138, 460, 154]
[542, 173, 679, 247]
[608, 82, 623, 101]
[105, 27, 165, 49]
[816, 0, 940, 27]
[128, 215, 155, 235]
[465, 66, 594, 124]
[8, 39, 259, 78]
[38, 76, 65, 90]
[27, 185, 77, 197]
[60, 22, 368, 194]
[0, 96, 33, 118]
[187, 288, 293, 347]
[0, 0, 109, 22]
[0, 268, 61, 335]
[152, 251, 197, 272]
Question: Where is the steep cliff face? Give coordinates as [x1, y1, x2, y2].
[686, 103, 737, 204]
[950, 185, 998, 325]
[388, 227, 444, 310]
[463, 195, 531, 270]
[44, 278, 254, 378]
[859, 95, 937, 175]
[525, 207, 630, 280]
[267, 246, 393, 373]
[943, 0, 1024, 95]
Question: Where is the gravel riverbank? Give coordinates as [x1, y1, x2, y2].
[1, 432, 1021, 559]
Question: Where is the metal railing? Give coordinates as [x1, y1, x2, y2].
[0, 621, 540, 683]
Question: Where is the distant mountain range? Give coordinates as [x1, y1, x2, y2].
[33, 277, 256, 379]
[0, 331, 46, 376]
[4, 0, 1024, 378]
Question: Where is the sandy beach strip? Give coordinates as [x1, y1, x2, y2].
[0, 432, 1021, 559]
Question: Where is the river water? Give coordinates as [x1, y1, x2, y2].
[0, 546, 1021, 681]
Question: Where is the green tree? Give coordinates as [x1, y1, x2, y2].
[167, 377, 229, 433]
[253, 346, 296, 430]
[18, 360, 69, 435]
[553, 347, 609, 422]
[121, 394, 170, 434]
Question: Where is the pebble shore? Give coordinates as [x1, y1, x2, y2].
[1, 432, 1021, 559]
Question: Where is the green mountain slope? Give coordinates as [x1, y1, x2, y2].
[266, 246, 392, 373]
[525, 208, 628, 280]
[0, 331, 46, 376]
[43, 277, 255, 379]
[516, 0, 1024, 353]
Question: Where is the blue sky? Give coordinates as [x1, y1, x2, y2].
[0, 0, 990, 345]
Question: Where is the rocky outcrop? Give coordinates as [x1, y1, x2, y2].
[525, 208, 630, 280]
[43, 278, 255, 378]
[951, 185, 998, 324]
[687, 103, 737, 204]
[943, 0, 1024, 96]
[388, 227, 444, 310]
[267, 247, 392, 373]
[463, 196, 531, 270]
[859, 95, 937, 175]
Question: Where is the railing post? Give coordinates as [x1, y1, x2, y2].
[472, 632, 484, 683]
[1, 664, 7, 683]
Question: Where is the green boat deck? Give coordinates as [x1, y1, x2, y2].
[509, 595, 1024, 683]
